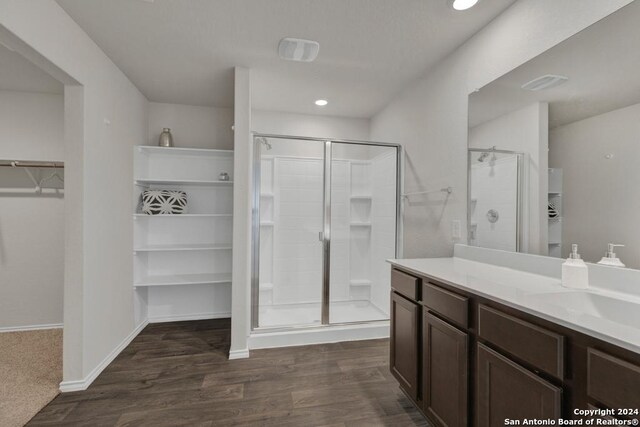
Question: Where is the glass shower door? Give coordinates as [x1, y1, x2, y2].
[255, 137, 325, 328]
[329, 143, 399, 324]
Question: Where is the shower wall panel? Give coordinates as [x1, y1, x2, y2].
[329, 160, 351, 302]
[370, 151, 397, 315]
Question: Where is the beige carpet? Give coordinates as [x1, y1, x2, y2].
[0, 329, 62, 427]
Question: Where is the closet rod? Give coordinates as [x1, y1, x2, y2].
[0, 160, 64, 169]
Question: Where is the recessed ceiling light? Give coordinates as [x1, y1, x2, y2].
[451, 0, 479, 11]
[315, 99, 328, 106]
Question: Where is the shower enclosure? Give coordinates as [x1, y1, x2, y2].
[251, 135, 401, 331]
[468, 147, 524, 252]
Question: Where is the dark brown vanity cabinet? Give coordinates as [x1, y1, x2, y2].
[423, 311, 469, 427]
[390, 290, 420, 401]
[389, 266, 640, 427]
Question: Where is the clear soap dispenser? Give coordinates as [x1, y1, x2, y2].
[562, 244, 589, 289]
[598, 244, 626, 267]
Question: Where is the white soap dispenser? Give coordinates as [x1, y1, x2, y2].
[562, 244, 589, 289]
[598, 243, 626, 267]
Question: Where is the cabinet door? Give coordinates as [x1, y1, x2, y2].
[390, 291, 420, 401]
[423, 312, 468, 427]
[477, 343, 562, 426]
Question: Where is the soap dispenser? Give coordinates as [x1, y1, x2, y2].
[562, 244, 589, 289]
[598, 244, 626, 267]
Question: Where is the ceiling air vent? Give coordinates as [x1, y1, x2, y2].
[278, 38, 320, 62]
[521, 74, 569, 91]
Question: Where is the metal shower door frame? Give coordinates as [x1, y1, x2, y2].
[251, 133, 403, 332]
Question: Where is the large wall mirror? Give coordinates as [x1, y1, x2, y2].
[468, 1, 640, 269]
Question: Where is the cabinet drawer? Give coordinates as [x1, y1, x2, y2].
[423, 282, 468, 328]
[478, 305, 565, 378]
[587, 348, 640, 409]
[391, 269, 419, 301]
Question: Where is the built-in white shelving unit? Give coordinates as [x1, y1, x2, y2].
[548, 168, 563, 258]
[133, 145, 233, 322]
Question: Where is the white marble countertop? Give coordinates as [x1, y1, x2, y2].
[388, 257, 640, 355]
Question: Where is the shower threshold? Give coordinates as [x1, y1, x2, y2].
[250, 300, 390, 350]
[258, 300, 387, 328]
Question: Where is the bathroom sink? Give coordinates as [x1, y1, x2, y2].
[527, 291, 640, 329]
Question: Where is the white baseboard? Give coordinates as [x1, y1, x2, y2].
[0, 323, 63, 333]
[148, 312, 231, 324]
[228, 348, 250, 359]
[59, 320, 149, 392]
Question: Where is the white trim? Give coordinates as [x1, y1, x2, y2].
[228, 348, 250, 359]
[148, 312, 231, 324]
[249, 321, 389, 350]
[0, 323, 63, 333]
[59, 320, 148, 392]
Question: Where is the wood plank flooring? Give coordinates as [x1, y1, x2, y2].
[28, 319, 428, 426]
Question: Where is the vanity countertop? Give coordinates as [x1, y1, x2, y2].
[388, 257, 640, 355]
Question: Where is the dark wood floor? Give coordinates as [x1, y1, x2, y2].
[29, 319, 428, 426]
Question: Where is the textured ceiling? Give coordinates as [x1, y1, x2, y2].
[57, 0, 516, 118]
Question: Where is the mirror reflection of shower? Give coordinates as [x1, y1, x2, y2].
[468, 147, 524, 252]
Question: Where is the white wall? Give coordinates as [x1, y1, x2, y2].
[0, 90, 64, 329]
[370, 0, 632, 258]
[550, 101, 640, 268]
[148, 102, 233, 150]
[0, 90, 64, 159]
[252, 110, 370, 141]
[0, 1, 148, 386]
[230, 67, 252, 359]
[469, 103, 549, 254]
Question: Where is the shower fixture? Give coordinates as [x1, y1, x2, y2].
[477, 152, 490, 162]
[257, 137, 272, 151]
[477, 146, 498, 162]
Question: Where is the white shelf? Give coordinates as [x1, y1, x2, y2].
[137, 146, 233, 157]
[134, 243, 232, 252]
[134, 273, 232, 287]
[260, 221, 274, 227]
[135, 179, 233, 187]
[134, 213, 232, 218]
[260, 193, 274, 198]
[350, 195, 372, 200]
[350, 279, 372, 286]
[350, 222, 372, 227]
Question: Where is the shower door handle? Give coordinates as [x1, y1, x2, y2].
[318, 231, 324, 242]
